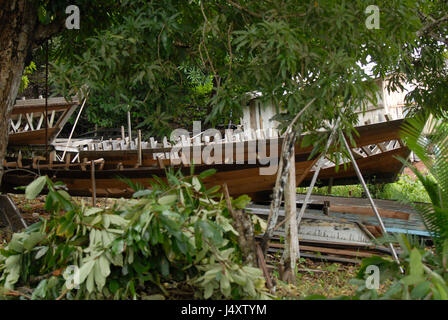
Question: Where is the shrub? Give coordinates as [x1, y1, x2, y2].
[0, 170, 270, 300]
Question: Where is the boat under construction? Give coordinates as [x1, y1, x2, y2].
[2, 96, 409, 200]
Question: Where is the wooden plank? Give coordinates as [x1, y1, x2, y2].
[0, 195, 27, 231]
[11, 98, 78, 115]
[268, 242, 374, 258]
[330, 204, 409, 220]
[8, 128, 59, 145]
[91, 160, 97, 206]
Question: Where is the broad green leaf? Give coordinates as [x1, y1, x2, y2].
[192, 176, 201, 192]
[35, 246, 49, 260]
[94, 260, 107, 291]
[99, 255, 111, 277]
[411, 281, 431, 299]
[85, 207, 103, 216]
[409, 248, 424, 278]
[133, 189, 153, 198]
[199, 169, 216, 179]
[8, 234, 25, 253]
[25, 176, 47, 200]
[158, 194, 177, 206]
[23, 232, 45, 251]
[31, 279, 48, 300]
[78, 260, 95, 284]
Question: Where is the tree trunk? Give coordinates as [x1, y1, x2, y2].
[0, 1, 41, 185]
[280, 148, 298, 284]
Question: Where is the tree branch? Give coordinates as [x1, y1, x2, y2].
[33, 15, 66, 47]
[417, 11, 448, 45]
[226, 0, 263, 18]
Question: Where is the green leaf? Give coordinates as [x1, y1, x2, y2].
[199, 169, 216, 179]
[133, 189, 153, 198]
[159, 255, 169, 277]
[232, 195, 251, 210]
[35, 246, 49, 260]
[192, 176, 201, 192]
[109, 279, 119, 294]
[8, 234, 25, 253]
[158, 194, 177, 206]
[409, 248, 424, 278]
[411, 281, 431, 299]
[78, 260, 95, 284]
[31, 279, 48, 300]
[94, 260, 107, 291]
[86, 271, 95, 293]
[23, 232, 45, 251]
[85, 207, 103, 216]
[25, 176, 47, 200]
[197, 220, 223, 245]
[99, 255, 111, 277]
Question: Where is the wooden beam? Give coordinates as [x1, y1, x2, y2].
[91, 160, 97, 206]
[329, 204, 409, 220]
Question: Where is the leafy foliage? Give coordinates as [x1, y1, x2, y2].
[387, 1, 448, 117]
[19, 62, 37, 94]
[0, 171, 269, 300]
[297, 174, 431, 203]
[48, 0, 434, 141]
[351, 235, 448, 300]
[399, 114, 448, 252]
[349, 113, 448, 300]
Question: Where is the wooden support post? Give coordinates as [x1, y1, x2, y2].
[17, 151, 22, 168]
[64, 153, 71, 170]
[137, 130, 142, 167]
[327, 177, 334, 194]
[157, 157, 166, 169]
[256, 243, 274, 293]
[127, 111, 132, 143]
[90, 160, 96, 207]
[121, 126, 125, 141]
[280, 146, 298, 284]
[49, 151, 55, 169]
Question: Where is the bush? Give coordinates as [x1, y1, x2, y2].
[0, 170, 270, 300]
[297, 174, 431, 203]
[351, 235, 448, 300]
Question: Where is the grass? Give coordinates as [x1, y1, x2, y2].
[272, 258, 358, 299]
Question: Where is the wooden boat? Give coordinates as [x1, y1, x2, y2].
[8, 97, 79, 147]
[1, 119, 409, 199]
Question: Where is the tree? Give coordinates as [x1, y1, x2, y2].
[1, 1, 447, 186]
[0, 1, 118, 182]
